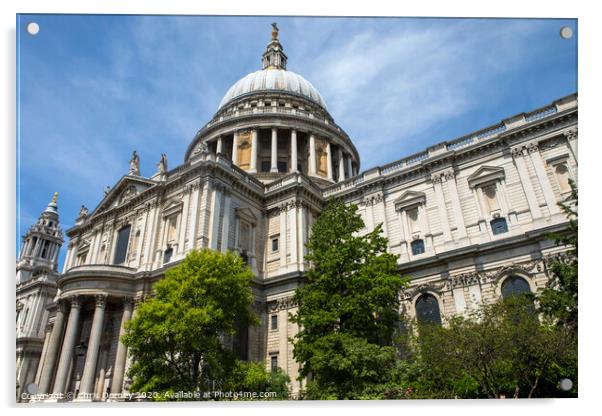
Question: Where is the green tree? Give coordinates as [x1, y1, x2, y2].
[224, 361, 290, 400]
[408, 295, 577, 398]
[122, 249, 258, 399]
[539, 180, 578, 329]
[291, 200, 408, 399]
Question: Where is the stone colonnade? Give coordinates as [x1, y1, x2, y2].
[36, 295, 136, 402]
[212, 127, 357, 181]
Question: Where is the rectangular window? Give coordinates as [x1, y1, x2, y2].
[277, 161, 287, 173]
[271, 314, 278, 330]
[270, 355, 278, 372]
[272, 238, 279, 252]
[261, 161, 271, 173]
[113, 225, 131, 265]
[491, 217, 509, 235]
[411, 239, 425, 255]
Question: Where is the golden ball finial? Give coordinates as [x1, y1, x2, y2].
[51, 192, 58, 204]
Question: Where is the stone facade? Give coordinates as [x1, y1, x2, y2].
[16, 26, 578, 402]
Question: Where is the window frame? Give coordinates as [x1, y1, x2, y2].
[414, 293, 442, 325]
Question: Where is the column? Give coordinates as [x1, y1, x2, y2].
[309, 134, 316, 175]
[186, 181, 202, 251]
[565, 129, 578, 163]
[77, 295, 107, 399]
[216, 136, 223, 155]
[249, 129, 258, 173]
[232, 131, 239, 164]
[220, 192, 231, 253]
[326, 142, 333, 181]
[297, 203, 307, 271]
[527, 143, 560, 215]
[289, 203, 298, 268]
[278, 307, 289, 374]
[52, 297, 81, 395]
[209, 186, 222, 250]
[271, 127, 278, 173]
[346, 156, 353, 179]
[432, 175, 451, 242]
[110, 298, 134, 396]
[445, 171, 468, 239]
[37, 302, 67, 394]
[94, 348, 109, 400]
[177, 189, 191, 255]
[198, 181, 213, 248]
[512, 149, 541, 219]
[290, 129, 298, 172]
[279, 205, 288, 271]
[34, 324, 53, 384]
[89, 229, 102, 264]
[142, 203, 159, 270]
[337, 147, 345, 182]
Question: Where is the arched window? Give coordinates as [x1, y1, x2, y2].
[501, 276, 531, 299]
[163, 246, 173, 264]
[113, 224, 131, 265]
[415, 293, 442, 325]
[490, 217, 508, 235]
[411, 239, 425, 255]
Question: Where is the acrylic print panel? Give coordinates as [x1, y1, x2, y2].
[16, 14, 577, 402]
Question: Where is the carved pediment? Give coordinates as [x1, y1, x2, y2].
[77, 239, 91, 252]
[394, 190, 426, 211]
[91, 176, 157, 217]
[467, 166, 505, 188]
[162, 199, 183, 217]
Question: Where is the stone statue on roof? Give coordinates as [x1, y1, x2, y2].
[129, 150, 140, 176]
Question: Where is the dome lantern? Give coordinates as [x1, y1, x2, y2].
[262, 23, 288, 70]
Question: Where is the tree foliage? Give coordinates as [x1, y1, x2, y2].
[538, 179, 578, 329]
[224, 361, 291, 400]
[122, 249, 259, 399]
[404, 296, 577, 398]
[291, 200, 409, 399]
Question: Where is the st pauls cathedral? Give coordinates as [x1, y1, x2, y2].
[16, 24, 578, 401]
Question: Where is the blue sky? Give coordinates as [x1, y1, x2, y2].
[16, 15, 577, 269]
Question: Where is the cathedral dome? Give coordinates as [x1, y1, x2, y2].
[218, 69, 327, 110]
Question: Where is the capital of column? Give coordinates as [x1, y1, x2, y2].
[121, 296, 135, 309]
[68, 295, 82, 309]
[511, 146, 525, 159]
[56, 298, 68, 314]
[134, 294, 146, 307]
[430, 172, 444, 184]
[565, 128, 578, 141]
[94, 294, 108, 309]
[526, 142, 539, 154]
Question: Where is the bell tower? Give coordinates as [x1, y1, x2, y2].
[16, 193, 64, 400]
[17, 192, 63, 284]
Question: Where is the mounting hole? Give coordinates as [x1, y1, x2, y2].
[560, 26, 573, 40]
[26, 22, 40, 35]
[26, 383, 38, 394]
[559, 378, 573, 391]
